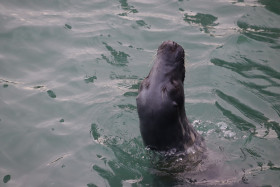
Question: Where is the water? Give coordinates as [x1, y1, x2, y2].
[0, 0, 279, 186]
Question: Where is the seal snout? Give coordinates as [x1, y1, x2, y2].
[159, 40, 180, 52]
[157, 41, 185, 64]
[158, 41, 184, 57]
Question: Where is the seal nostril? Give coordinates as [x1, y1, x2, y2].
[158, 41, 181, 53]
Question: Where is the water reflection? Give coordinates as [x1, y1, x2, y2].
[236, 5, 280, 47]
[1, 0, 280, 186]
[101, 42, 130, 66]
[259, 0, 280, 15]
[118, 0, 138, 15]
[211, 56, 280, 138]
[183, 12, 218, 33]
[90, 122, 145, 186]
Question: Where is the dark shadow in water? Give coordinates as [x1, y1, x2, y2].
[90, 123, 101, 141]
[211, 57, 280, 139]
[259, 0, 280, 15]
[3, 175, 11, 184]
[92, 159, 140, 187]
[216, 90, 268, 125]
[47, 90, 56, 98]
[101, 42, 130, 67]
[109, 72, 140, 97]
[117, 104, 137, 112]
[237, 80, 280, 100]
[237, 10, 280, 46]
[242, 147, 262, 158]
[211, 58, 280, 82]
[211, 57, 280, 119]
[215, 101, 256, 132]
[146, 148, 258, 187]
[109, 72, 138, 80]
[135, 20, 151, 29]
[118, 0, 138, 15]
[123, 91, 138, 97]
[211, 57, 280, 104]
[84, 75, 97, 83]
[237, 80, 280, 118]
[90, 123, 145, 186]
[87, 183, 97, 187]
[215, 90, 280, 139]
[183, 13, 218, 33]
[237, 19, 280, 44]
[90, 121, 262, 186]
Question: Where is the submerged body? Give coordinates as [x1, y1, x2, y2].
[136, 41, 204, 152]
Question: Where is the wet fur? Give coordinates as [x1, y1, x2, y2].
[136, 41, 205, 152]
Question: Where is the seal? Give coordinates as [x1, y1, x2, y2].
[136, 41, 204, 152]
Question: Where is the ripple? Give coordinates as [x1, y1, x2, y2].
[0, 0, 279, 186]
[47, 90, 56, 98]
[110, 72, 138, 80]
[237, 7, 280, 45]
[217, 122, 236, 139]
[216, 89, 268, 124]
[183, 12, 218, 33]
[259, 0, 280, 15]
[118, 0, 138, 14]
[87, 183, 98, 187]
[3, 175, 11, 183]
[215, 101, 256, 132]
[215, 89, 280, 139]
[47, 153, 71, 166]
[135, 20, 151, 29]
[192, 120, 237, 139]
[90, 123, 101, 143]
[84, 75, 97, 84]
[64, 23, 72, 30]
[229, 0, 264, 7]
[117, 104, 137, 112]
[123, 91, 138, 97]
[101, 42, 130, 67]
[211, 57, 280, 80]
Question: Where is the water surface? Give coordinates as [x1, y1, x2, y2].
[0, 0, 280, 186]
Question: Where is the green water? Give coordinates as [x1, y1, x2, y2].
[0, 0, 279, 186]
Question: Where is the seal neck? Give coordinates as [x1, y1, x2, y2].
[149, 56, 185, 83]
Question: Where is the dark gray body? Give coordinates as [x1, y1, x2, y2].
[136, 41, 204, 152]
